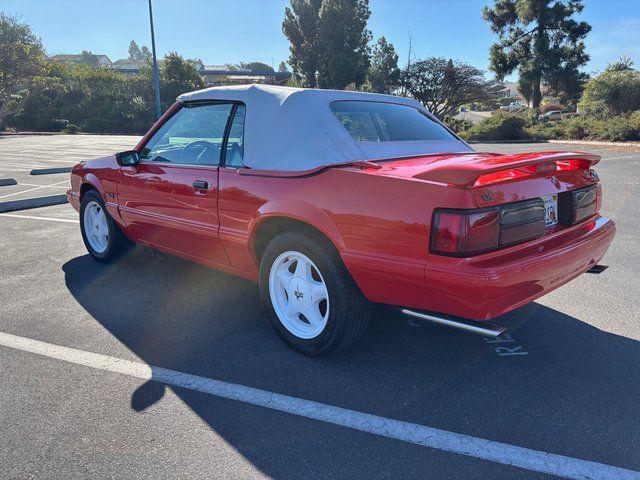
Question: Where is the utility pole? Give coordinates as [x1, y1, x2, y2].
[148, 0, 162, 120]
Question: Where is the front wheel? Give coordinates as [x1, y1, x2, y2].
[80, 190, 127, 262]
[259, 232, 371, 356]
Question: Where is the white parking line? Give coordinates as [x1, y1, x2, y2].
[605, 154, 640, 161]
[0, 180, 69, 200]
[0, 213, 78, 223]
[0, 331, 637, 480]
[0, 162, 71, 169]
[17, 182, 69, 189]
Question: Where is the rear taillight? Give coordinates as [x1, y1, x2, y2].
[558, 184, 600, 226]
[431, 199, 545, 256]
[431, 210, 499, 254]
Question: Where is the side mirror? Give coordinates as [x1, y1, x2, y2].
[116, 150, 140, 167]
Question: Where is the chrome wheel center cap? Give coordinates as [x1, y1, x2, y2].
[288, 277, 311, 310]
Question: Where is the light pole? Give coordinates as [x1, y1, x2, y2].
[148, 0, 162, 120]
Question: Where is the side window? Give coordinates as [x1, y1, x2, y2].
[140, 103, 234, 166]
[225, 105, 245, 167]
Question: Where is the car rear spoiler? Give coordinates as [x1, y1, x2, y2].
[414, 151, 601, 187]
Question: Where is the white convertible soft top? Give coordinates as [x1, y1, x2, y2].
[177, 84, 473, 171]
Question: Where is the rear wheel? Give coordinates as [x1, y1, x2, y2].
[259, 231, 371, 356]
[80, 190, 127, 262]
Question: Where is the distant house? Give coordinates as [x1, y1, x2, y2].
[199, 64, 291, 86]
[110, 58, 148, 73]
[50, 54, 112, 67]
[487, 80, 523, 101]
[49, 54, 292, 86]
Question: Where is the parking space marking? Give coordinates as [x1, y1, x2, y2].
[1, 331, 638, 480]
[484, 334, 529, 356]
[0, 180, 69, 200]
[604, 154, 640, 161]
[0, 213, 78, 223]
[0, 162, 71, 169]
[0, 167, 33, 173]
[17, 182, 69, 189]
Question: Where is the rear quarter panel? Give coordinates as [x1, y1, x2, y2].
[218, 166, 474, 299]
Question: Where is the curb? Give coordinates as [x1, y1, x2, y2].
[468, 140, 546, 144]
[0, 132, 143, 137]
[0, 178, 18, 187]
[547, 139, 640, 148]
[30, 167, 72, 175]
[468, 139, 640, 147]
[0, 194, 68, 213]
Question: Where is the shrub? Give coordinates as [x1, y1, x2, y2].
[524, 114, 640, 141]
[578, 70, 640, 117]
[459, 111, 527, 141]
[444, 116, 473, 134]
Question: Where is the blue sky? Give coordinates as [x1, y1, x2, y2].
[3, 0, 639, 78]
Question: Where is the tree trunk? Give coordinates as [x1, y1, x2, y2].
[531, 75, 542, 109]
[532, 23, 544, 109]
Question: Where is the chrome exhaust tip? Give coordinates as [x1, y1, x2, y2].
[401, 309, 506, 337]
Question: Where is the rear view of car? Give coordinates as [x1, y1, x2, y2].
[414, 152, 614, 321]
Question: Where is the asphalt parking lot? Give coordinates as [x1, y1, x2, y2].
[1, 134, 639, 479]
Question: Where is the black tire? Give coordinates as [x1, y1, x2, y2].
[79, 190, 128, 263]
[259, 231, 371, 356]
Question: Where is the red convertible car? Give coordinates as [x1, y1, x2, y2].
[68, 85, 615, 355]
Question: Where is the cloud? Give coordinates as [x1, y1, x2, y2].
[586, 17, 640, 72]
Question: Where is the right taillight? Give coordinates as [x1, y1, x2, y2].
[558, 184, 600, 226]
[431, 199, 545, 256]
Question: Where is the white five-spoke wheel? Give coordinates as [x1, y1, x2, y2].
[80, 190, 127, 263]
[269, 251, 330, 339]
[83, 200, 109, 254]
[259, 231, 371, 356]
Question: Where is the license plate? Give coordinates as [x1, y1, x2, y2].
[543, 194, 558, 227]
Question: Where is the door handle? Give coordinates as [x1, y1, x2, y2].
[192, 180, 209, 190]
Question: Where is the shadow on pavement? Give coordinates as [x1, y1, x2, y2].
[62, 247, 640, 478]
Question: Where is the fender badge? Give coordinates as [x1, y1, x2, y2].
[482, 193, 494, 201]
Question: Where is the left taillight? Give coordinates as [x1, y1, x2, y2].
[431, 199, 546, 256]
[431, 210, 500, 254]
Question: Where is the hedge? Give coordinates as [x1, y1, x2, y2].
[459, 111, 640, 142]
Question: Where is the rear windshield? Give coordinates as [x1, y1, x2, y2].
[330, 101, 457, 143]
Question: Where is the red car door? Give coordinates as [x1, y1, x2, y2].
[118, 102, 236, 266]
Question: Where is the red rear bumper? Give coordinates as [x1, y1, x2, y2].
[421, 216, 615, 320]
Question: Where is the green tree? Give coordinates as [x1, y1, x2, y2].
[278, 61, 288, 72]
[605, 55, 634, 73]
[128, 40, 151, 61]
[79, 50, 100, 67]
[283, 0, 323, 86]
[158, 52, 205, 110]
[8, 61, 157, 134]
[365, 36, 399, 94]
[400, 57, 489, 118]
[238, 61, 274, 72]
[316, 0, 371, 89]
[578, 69, 640, 117]
[483, 0, 591, 108]
[283, 0, 371, 89]
[0, 13, 45, 126]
